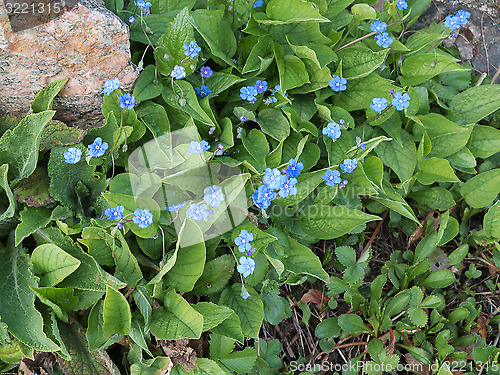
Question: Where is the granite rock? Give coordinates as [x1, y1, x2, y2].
[0, 0, 138, 128]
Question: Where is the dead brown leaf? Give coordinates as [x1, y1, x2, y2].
[159, 339, 198, 372]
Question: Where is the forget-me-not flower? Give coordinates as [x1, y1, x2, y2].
[240, 86, 258, 101]
[444, 15, 461, 31]
[340, 158, 358, 173]
[253, 0, 263, 8]
[171, 65, 186, 79]
[103, 78, 120, 95]
[119, 93, 135, 109]
[278, 177, 298, 198]
[285, 158, 304, 178]
[187, 140, 210, 154]
[370, 20, 387, 34]
[392, 91, 410, 111]
[63, 147, 82, 164]
[254, 80, 267, 93]
[105, 205, 124, 220]
[237, 256, 256, 277]
[200, 66, 213, 78]
[328, 75, 347, 92]
[166, 202, 186, 211]
[323, 169, 341, 187]
[235, 229, 254, 252]
[88, 137, 108, 157]
[456, 9, 470, 25]
[263, 168, 282, 190]
[252, 185, 276, 209]
[370, 97, 388, 114]
[183, 41, 201, 59]
[204, 185, 226, 207]
[187, 203, 209, 221]
[133, 208, 153, 228]
[134, 0, 151, 8]
[396, 0, 408, 10]
[323, 122, 342, 140]
[375, 32, 393, 48]
[194, 85, 212, 98]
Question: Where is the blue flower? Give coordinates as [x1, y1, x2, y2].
[375, 32, 393, 48]
[278, 177, 298, 198]
[263, 168, 282, 190]
[285, 158, 304, 178]
[370, 20, 387, 34]
[456, 9, 470, 25]
[128, 16, 135, 23]
[102, 78, 119, 95]
[235, 229, 254, 252]
[187, 203, 209, 221]
[240, 116, 246, 122]
[63, 147, 82, 164]
[87, 137, 109, 157]
[204, 185, 226, 207]
[195, 85, 212, 98]
[328, 75, 347, 92]
[252, 185, 276, 209]
[396, 0, 408, 10]
[240, 86, 258, 101]
[340, 158, 358, 173]
[356, 137, 367, 151]
[237, 256, 256, 278]
[166, 202, 186, 211]
[444, 15, 461, 31]
[171, 65, 186, 79]
[200, 66, 213, 78]
[391, 91, 410, 111]
[183, 41, 201, 59]
[323, 169, 341, 187]
[187, 140, 210, 154]
[264, 95, 278, 104]
[322, 122, 342, 140]
[273, 84, 281, 92]
[134, 0, 151, 8]
[253, 0, 263, 8]
[370, 97, 388, 114]
[254, 80, 268, 93]
[105, 205, 124, 220]
[133, 208, 153, 228]
[119, 93, 135, 109]
[241, 289, 251, 299]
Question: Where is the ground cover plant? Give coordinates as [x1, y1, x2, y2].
[1, 0, 500, 374]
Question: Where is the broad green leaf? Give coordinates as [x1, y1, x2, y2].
[155, 0, 195, 14]
[468, 125, 500, 159]
[419, 269, 455, 288]
[299, 204, 380, 240]
[136, 102, 171, 137]
[263, 0, 330, 24]
[205, 72, 246, 96]
[242, 129, 269, 164]
[211, 310, 244, 343]
[112, 232, 143, 288]
[163, 219, 206, 292]
[484, 201, 500, 239]
[449, 85, 500, 125]
[39, 120, 87, 152]
[351, 3, 376, 20]
[447, 147, 476, 169]
[400, 53, 469, 86]
[192, 302, 234, 331]
[242, 36, 275, 75]
[408, 307, 427, 327]
[15, 206, 51, 246]
[0, 165, 16, 222]
[261, 289, 288, 325]
[375, 129, 417, 182]
[103, 286, 131, 335]
[337, 73, 397, 111]
[219, 284, 264, 338]
[409, 187, 455, 211]
[155, 8, 196, 77]
[338, 46, 388, 79]
[275, 46, 310, 92]
[132, 284, 153, 328]
[0, 111, 55, 183]
[286, 36, 337, 69]
[338, 314, 371, 335]
[461, 169, 500, 208]
[150, 289, 203, 340]
[129, 14, 172, 45]
[12, 168, 55, 208]
[257, 109, 291, 141]
[286, 238, 329, 282]
[189, 9, 237, 66]
[413, 231, 438, 265]
[130, 356, 172, 375]
[78, 227, 114, 266]
[191, 255, 235, 295]
[231, 224, 277, 252]
[384, 292, 410, 317]
[315, 317, 341, 338]
[372, 180, 419, 224]
[416, 157, 460, 185]
[133, 65, 163, 101]
[0, 237, 59, 351]
[31, 79, 68, 113]
[57, 321, 120, 374]
[31, 286, 78, 322]
[31, 244, 81, 287]
[219, 347, 258, 374]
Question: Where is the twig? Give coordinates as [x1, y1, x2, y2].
[361, 210, 388, 256]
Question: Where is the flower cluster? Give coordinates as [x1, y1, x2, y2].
[134, 0, 151, 16]
[185, 185, 225, 221]
[187, 140, 210, 154]
[264, 85, 286, 105]
[235, 229, 256, 278]
[395, 0, 408, 11]
[323, 158, 358, 189]
[170, 40, 201, 79]
[105, 206, 154, 229]
[102, 78, 135, 109]
[329, 75, 347, 92]
[253, 159, 303, 209]
[370, 90, 410, 114]
[445, 9, 470, 31]
[370, 20, 393, 49]
[63, 137, 110, 164]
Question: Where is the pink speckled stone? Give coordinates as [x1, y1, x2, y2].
[0, 0, 138, 128]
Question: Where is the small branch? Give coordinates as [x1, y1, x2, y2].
[361, 210, 388, 256]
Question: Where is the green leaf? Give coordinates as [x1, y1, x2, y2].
[484, 201, 500, 239]
[449, 85, 500, 125]
[400, 53, 469, 86]
[57, 320, 120, 374]
[275, 46, 310, 92]
[15, 206, 51, 246]
[461, 169, 500, 208]
[205, 72, 246, 96]
[31, 79, 68, 113]
[419, 269, 455, 288]
[163, 219, 206, 292]
[315, 317, 340, 338]
[299, 204, 381, 240]
[408, 307, 427, 327]
[384, 292, 410, 317]
[129, 14, 172, 45]
[191, 255, 234, 295]
[263, 0, 330, 24]
[335, 246, 357, 267]
[130, 356, 172, 375]
[219, 347, 257, 374]
[372, 180, 419, 224]
[13, 168, 55, 208]
[31, 286, 78, 322]
[0, 237, 59, 351]
[338, 314, 371, 335]
[351, 3, 376, 20]
[375, 129, 416, 182]
[409, 187, 455, 211]
[261, 289, 288, 325]
[103, 286, 131, 335]
[242, 36, 275, 75]
[31, 244, 81, 287]
[242, 129, 269, 164]
[112, 232, 143, 288]
[219, 284, 264, 338]
[192, 302, 234, 331]
[337, 73, 397, 111]
[132, 284, 153, 328]
[133, 65, 163, 101]
[416, 157, 460, 185]
[338, 46, 388, 79]
[448, 244, 468, 266]
[39, 120, 87, 152]
[257, 108, 291, 141]
[155, 8, 196, 77]
[0, 165, 15, 222]
[189, 9, 237, 66]
[286, 36, 337, 69]
[0, 111, 55, 183]
[286, 238, 329, 282]
[468, 125, 500, 159]
[150, 289, 203, 340]
[78, 227, 114, 266]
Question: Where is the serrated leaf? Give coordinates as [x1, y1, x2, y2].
[103, 286, 131, 335]
[335, 246, 357, 267]
[408, 307, 427, 327]
[31, 244, 81, 287]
